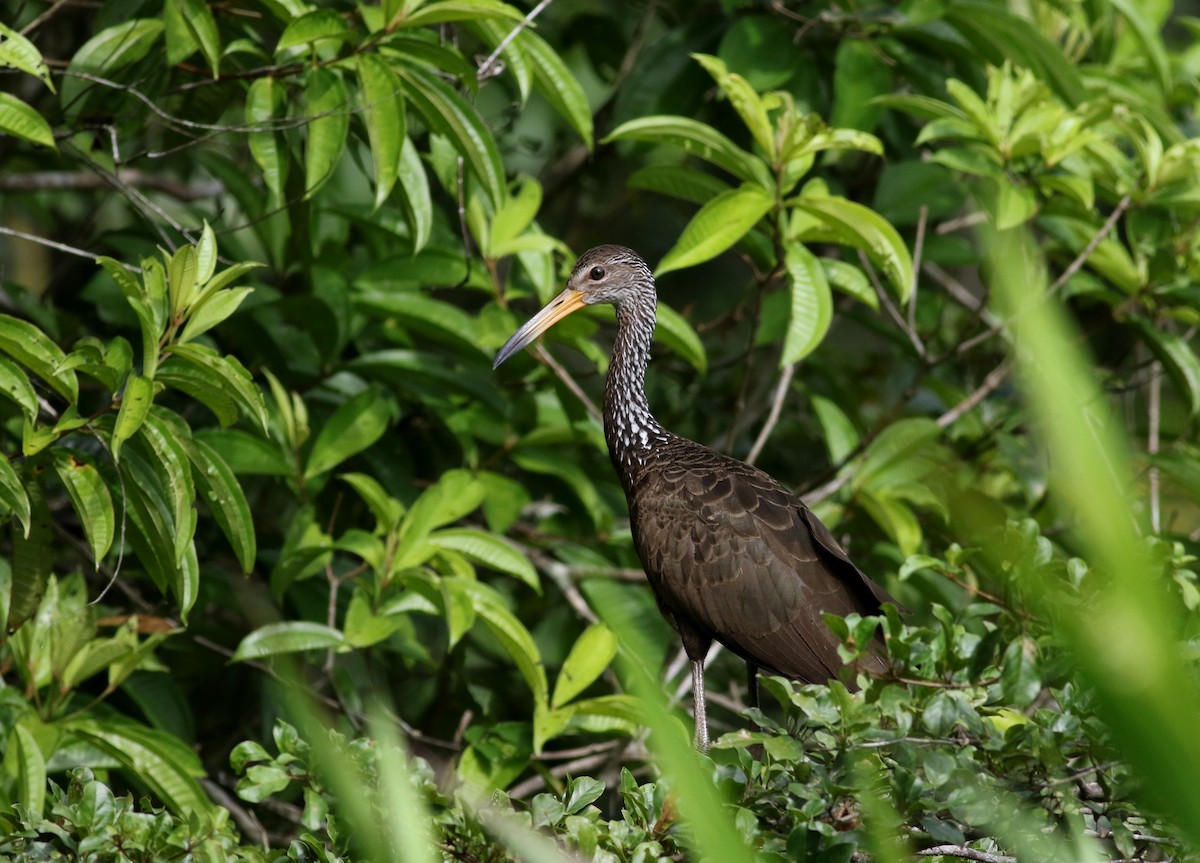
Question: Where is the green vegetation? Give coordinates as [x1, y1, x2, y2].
[1, 0, 1198, 860]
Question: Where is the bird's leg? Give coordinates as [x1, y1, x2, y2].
[691, 659, 709, 752]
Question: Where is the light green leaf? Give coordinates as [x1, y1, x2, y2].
[790, 195, 913, 302]
[428, 528, 538, 590]
[10, 721, 46, 817]
[232, 621, 346, 660]
[303, 68, 351, 197]
[189, 438, 256, 572]
[552, 622, 617, 708]
[157, 360, 239, 427]
[491, 176, 542, 250]
[397, 136, 432, 252]
[61, 636, 133, 691]
[276, 9, 350, 54]
[51, 449, 115, 565]
[167, 244, 198, 319]
[438, 576, 478, 649]
[831, 38, 890, 133]
[0, 313, 77, 402]
[0, 23, 53, 90]
[654, 302, 707, 373]
[520, 27, 593, 148]
[628, 163, 732, 206]
[1105, 0, 1171, 97]
[395, 470, 485, 564]
[357, 54, 405, 208]
[112, 374, 154, 462]
[858, 490, 923, 557]
[167, 344, 269, 432]
[811, 394, 859, 465]
[451, 577, 547, 704]
[781, 242, 833, 365]
[821, 258, 877, 310]
[138, 411, 196, 566]
[0, 355, 37, 416]
[693, 53, 773, 158]
[0, 92, 55, 149]
[656, 185, 773, 276]
[179, 287, 254, 345]
[605, 115, 771, 187]
[395, 61, 505, 204]
[344, 590, 399, 648]
[194, 223, 217, 285]
[0, 454, 31, 536]
[304, 387, 398, 479]
[171, 0, 220, 75]
[247, 77, 286, 200]
[394, 0, 522, 28]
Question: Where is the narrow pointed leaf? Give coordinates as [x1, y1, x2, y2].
[167, 344, 269, 432]
[233, 621, 346, 660]
[791, 195, 913, 302]
[0, 23, 54, 90]
[112, 373, 154, 462]
[0, 92, 56, 149]
[179, 287, 254, 345]
[0, 355, 37, 416]
[521, 27, 593, 148]
[428, 528, 538, 589]
[552, 622, 617, 708]
[247, 77, 285, 199]
[605, 115, 771, 187]
[656, 185, 773, 276]
[304, 387, 398, 479]
[0, 454, 30, 536]
[303, 69, 351, 197]
[357, 54, 405, 208]
[51, 449, 115, 565]
[0, 314, 77, 402]
[781, 242, 833, 364]
[188, 438, 256, 572]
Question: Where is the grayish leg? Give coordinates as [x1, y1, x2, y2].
[691, 659, 709, 752]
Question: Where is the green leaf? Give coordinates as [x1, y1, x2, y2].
[0, 92, 56, 149]
[428, 528, 538, 590]
[0, 354, 37, 416]
[1105, 0, 1171, 97]
[158, 359, 239, 427]
[397, 136, 432, 252]
[394, 61, 505, 204]
[178, 287, 254, 345]
[520, 27, 593, 148]
[138, 411, 197, 566]
[112, 373, 154, 462]
[304, 387, 398, 479]
[276, 9, 351, 54]
[167, 344, 269, 432]
[170, 0, 220, 75]
[491, 177, 542, 250]
[790, 195, 913, 302]
[233, 621, 346, 660]
[654, 302, 707, 373]
[693, 53, 774, 158]
[303, 69, 351, 197]
[395, 470, 485, 564]
[357, 54, 405, 208]
[195, 223, 217, 285]
[781, 242, 833, 365]
[167, 245, 199, 320]
[438, 576, 479, 649]
[451, 577, 547, 704]
[63, 20, 164, 108]
[10, 721, 46, 817]
[0, 454, 31, 536]
[394, 0, 522, 29]
[194, 428, 289, 476]
[51, 449, 115, 565]
[1132, 319, 1200, 416]
[811, 394, 859, 465]
[247, 77, 286, 200]
[0, 22, 54, 90]
[821, 258, 877, 310]
[831, 38, 890, 133]
[67, 718, 208, 814]
[0, 313, 78, 402]
[344, 590, 399, 648]
[552, 622, 617, 708]
[858, 490, 923, 557]
[189, 438, 256, 572]
[656, 185, 773, 276]
[604, 115, 772, 187]
[8, 479, 50, 629]
[628, 163, 732, 206]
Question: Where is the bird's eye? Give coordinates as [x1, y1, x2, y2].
[589, 266, 605, 281]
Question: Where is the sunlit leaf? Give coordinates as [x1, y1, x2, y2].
[656, 185, 773, 276]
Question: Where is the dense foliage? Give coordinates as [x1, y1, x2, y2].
[1, 0, 1199, 860]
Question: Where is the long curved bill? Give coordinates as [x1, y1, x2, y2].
[493, 288, 588, 369]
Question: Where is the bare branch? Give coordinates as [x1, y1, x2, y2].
[936, 361, 1011, 428]
[917, 845, 1014, 863]
[532, 344, 604, 426]
[0, 170, 222, 200]
[862, 250, 925, 358]
[476, 0, 555, 81]
[746, 362, 795, 465]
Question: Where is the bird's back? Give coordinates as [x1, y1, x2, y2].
[622, 437, 893, 684]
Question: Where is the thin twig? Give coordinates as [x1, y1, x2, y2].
[862, 250, 925, 358]
[1047, 194, 1131, 295]
[924, 262, 1000, 329]
[532, 344, 604, 425]
[936, 361, 1011, 428]
[746, 363, 795, 465]
[476, 0, 555, 81]
[0, 225, 126, 267]
[19, 0, 71, 34]
[0, 170, 223, 200]
[917, 845, 1014, 863]
[935, 211, 988, 234]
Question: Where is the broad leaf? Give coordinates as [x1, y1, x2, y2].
[605, 116, 771, 187]
[303, 69, 351, 198]
[656, 185, 774, 276]
[51, 449, 115, 565]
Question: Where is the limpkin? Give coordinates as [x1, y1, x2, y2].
[494, 245, 894, 750]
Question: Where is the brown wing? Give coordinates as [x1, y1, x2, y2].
[628, 440, 893, 683]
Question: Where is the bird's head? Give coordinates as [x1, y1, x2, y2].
[493, 245, 655, 369]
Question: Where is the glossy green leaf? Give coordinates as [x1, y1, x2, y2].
[233, 621, 346, 660]
[178, 287, 253, 345]
[8, 478, 49, 630]
[821, 258, 878, 310]
[395, 0, 522, 28]
[811, 394, 859, 465]
[0, 453, 31, 537]
[67, 718, 209, 814]
[357, 54, 405, 208]
[451, 577, 548, 704]
[656, 185, 773, 276]
[429, 528, 538, 589]
[1132, 319, 1200, 416]
[247, 77, 286, 200]
[693, 53, 773, 158]
[157, 359, 238, 427]
[395, 61, 505, 204]
[781, 242, 833, 365]
[397, 135, 432, 252]
[194, 222, 217, 285]
[51, 449, 115, 565]
[520, 27, 594, 148]
[303, 69, 351, 198]
[0, 354, 37, 417]
[654, 301, 708, 373]
[0, 22, 53, 90]
[552, 622, 617, 708]
[304, 387, 398, 479]
[138, 411, 196, 565]
[170, 0, 220, 75]
[344, 590, 399, 648]
[0, 313, 77, 402]
[189, 438, 256, 572]
[790, 195, 913, 302]
[10, 721, 46, 817]
[166, 244, 198, 319]
[605, 115, 771, 187]
[0, 92, 55, 149]
[276, 9, 350, 54]
[628, 163, 731, 206]
[63, 20, 164, 108]
[491, 177, 542, 250]
[112, 373, 154, 462]
[167, 344, 269, 432]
